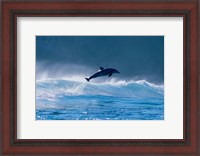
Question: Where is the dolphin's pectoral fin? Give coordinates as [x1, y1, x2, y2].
[108, 74, 112, 77]
[100, 67, 104, 70]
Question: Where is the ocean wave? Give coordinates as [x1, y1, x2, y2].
[36, 78, 164, 101]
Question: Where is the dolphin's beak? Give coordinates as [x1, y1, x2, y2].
[117, 71, 120, 74]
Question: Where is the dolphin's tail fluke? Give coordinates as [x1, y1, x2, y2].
[85, 78, 90, 82]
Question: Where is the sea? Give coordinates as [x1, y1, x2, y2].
[36, 79, 164, 120]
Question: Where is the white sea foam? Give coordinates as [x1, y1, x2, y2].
[36, 78, 164, 102]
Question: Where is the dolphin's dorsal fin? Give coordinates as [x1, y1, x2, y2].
[100, 67, 104, 70]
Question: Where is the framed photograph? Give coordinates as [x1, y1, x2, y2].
[2, 1, 199, 155]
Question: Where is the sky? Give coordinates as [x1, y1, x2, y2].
[36, 36, 164, 84]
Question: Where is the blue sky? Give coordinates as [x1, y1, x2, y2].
[36, 36, 164, 83]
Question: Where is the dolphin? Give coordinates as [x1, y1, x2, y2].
[85, 67, 120, 82]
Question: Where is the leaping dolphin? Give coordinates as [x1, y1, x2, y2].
[85, 67, 120, 82]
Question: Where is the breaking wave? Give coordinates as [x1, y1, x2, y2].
[36, 78, 164, 101]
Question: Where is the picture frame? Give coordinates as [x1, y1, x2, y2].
[1, 1, 199, 155]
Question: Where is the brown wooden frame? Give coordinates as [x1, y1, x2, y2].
[1, 1, 199, 155]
